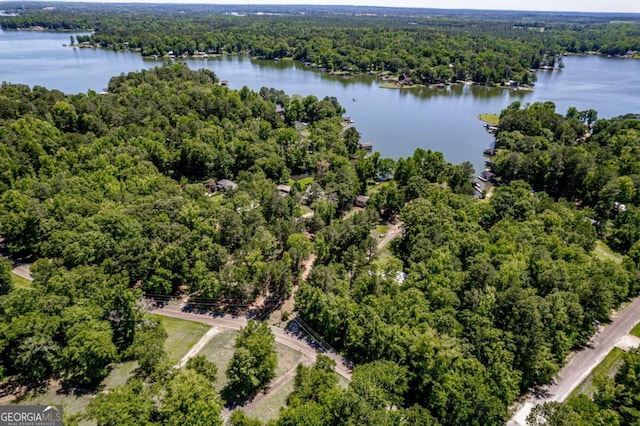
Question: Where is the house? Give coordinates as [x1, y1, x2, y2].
[483, 147, 497, 156]
[478, 170, 497, 183]
[275, 105, 285, 114]
[354, 195, 370, 208]
[220, 80, 229, 86]
[277, 184, 291, 196]
[216, 179, 238, 191]
[359, 142, 373, 151]
[342, 116, 354, 124]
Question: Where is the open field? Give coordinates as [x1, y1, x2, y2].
[155, 315, 211, 364]
[569, 347, 626, 398]
[244, 375, 295, 421]
[200, 329, 238, 391]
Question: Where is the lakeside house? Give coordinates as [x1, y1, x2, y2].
[220, 80, 229, 86]
[342, 116, 354, 124]
[359, 142, 373, 151]
[354, 195, 370, 208]
[483, 147, 497, 156]
[478, 170, 498, 184]
[275, 105, 285, 114]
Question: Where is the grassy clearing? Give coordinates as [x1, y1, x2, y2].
[593, 240, 623, 264]
[367, 180, 392, 196]
[273, 344, 304, 378]
[630, 322, 640, 339]
[372, 224, 389, 239]
[154, 315, 211, 364]
[200, 329, 238, 391]
[294, 176, 315, 188]
[570, 347, 626, 398]
[478, 113, 500, 125]
[11, 273, 32, 289]
[245, 375, 294, 421]
[15, 361, 137, 424]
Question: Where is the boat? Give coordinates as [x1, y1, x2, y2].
[352, 97, 357, 101]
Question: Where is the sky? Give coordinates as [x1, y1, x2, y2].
[30, 0, 640, 13]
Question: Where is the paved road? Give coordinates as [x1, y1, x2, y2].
[509, 296, 640, 425]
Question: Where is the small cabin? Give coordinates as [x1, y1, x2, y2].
[354, 195, 370, 208]
[359, 142, 373, 151]
[275, 105, 285, 114]
[483, 147, 497, 156]
[220, 80, 229, 86]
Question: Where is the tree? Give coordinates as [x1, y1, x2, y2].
[343, 127, 361, 156]
[224, 320, 277, 401]
[130, 316, 168, 376]
[87, 379, 156, 426]
[0, 257, 12, 295]
[161, 369, 223, 426]
[186, 355, 218, 385]
[62, 319, 118, 385]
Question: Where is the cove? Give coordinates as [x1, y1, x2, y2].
[1, 29, 639, 174]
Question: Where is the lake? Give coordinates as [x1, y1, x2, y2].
[1, 28, 639, 174]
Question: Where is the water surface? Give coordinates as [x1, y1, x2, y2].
[1, 29, 639, 173]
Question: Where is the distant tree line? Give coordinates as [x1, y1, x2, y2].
[1, 5, 638, 86]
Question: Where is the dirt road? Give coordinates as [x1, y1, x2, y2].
[509, 296, 640, 425]
[377, 221, 403, 252]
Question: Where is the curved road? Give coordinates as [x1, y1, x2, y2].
[509, 296, 640, 425]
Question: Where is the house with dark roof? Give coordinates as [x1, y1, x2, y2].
[216, 179, 238, 191]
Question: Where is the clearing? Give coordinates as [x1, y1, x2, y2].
[154, 315, 211, 364]
[593, 240, 623, 264]
[11, 272, 32, 289]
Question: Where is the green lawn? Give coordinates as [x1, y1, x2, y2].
[630, 322, 640, 339]
[154, 315, 211, 364]
[199, 329, 238, 391]
[11, 272, 32, 289]
[293, 176, 315, 188]
[367, 180, 392, 196]
[570, 347, 626, 398]
[15, 361, 138, 424]
[245, 376, 295, 421]
[478, 113, 499, 125]
[593, 240, 623, 264]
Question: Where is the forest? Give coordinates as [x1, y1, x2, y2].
[1, 3, 639, 87]
[0, 61, 639, 424]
